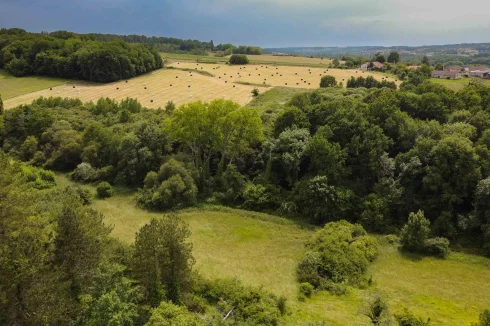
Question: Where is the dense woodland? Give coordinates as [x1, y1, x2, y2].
[0, 28, 163, 82]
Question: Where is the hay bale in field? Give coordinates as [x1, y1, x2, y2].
[50, 88, 52, 90]
[73, 86, 75, 88]
[117, 87, 119, 90]
[144, 87, 147, 89]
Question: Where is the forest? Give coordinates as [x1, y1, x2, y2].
[0, 28, 163, 82]
[2, 65, 490, 324]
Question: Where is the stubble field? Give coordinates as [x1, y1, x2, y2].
[3, 60, 398, 110]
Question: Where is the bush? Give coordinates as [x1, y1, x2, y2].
[395, 309, 431, 326]
[252, 88, 259, 97]
[299, 282, 314, 298]
[196, 278, 282, 325]
[242, 183, 281, 211]
[146, 301, 204, 326]
[96, 181, 113, 198]
[320, 75, 337, 88]
[473, 309, 490, 326]
[137, 159, 197, 210]
[424, 237, 450, 258]
[229, 54, 249, 65]
[297, 221, 378, 291]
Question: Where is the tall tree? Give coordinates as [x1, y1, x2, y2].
[133, 215, 194, 306]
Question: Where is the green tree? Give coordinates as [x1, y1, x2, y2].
[333, 58, 340, 67]
[78, 263, 142, 326]
[133, 215, 194, 306]
[273, 128, 310, 186]
[320, 75, 337, 88]
[374, 53, 386, 63]
[229, 54, 249, 65]
[421, 56, 430, 65]
[387, 51, 400, 64]
[400, 211, 431, 252]
[0, 94, 3, 114]
[273, 106, 310, 137]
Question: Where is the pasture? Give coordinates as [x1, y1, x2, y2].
[0, 69, 68, 100]
[55, 170, 489, 326]
[169, 61, 399, 90]
[3, 68, 258, 109]
[432, 77, 490, 91]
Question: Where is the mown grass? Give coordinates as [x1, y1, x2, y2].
[54, 174, 490, 325]
[432, 77, 490, 91]
[247, 86, 311, 113]
[0, 69, 69, 99]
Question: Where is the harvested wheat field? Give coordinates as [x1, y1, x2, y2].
[169, 61, 399, 89]
[4, 68, 259, 109]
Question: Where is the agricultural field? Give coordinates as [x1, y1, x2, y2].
[4, 62, 398, 110]
[3, 68, 258, 109]
[432, 77, 490, 91]
[161, 52, 334, 67]
[169, 61, 399, 90]
[56, 175, 490, 326]
[0, 69, 68, 100]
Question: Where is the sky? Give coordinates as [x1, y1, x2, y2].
[1, 0, 489, 48]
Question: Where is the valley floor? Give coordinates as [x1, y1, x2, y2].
[55, 175, 490, 325]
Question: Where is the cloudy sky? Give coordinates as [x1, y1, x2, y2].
[1, 0, 489, 47]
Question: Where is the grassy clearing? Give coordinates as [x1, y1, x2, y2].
[4, 68, 258, 110]
[247, 86, 310, 114]
[432, 77, 490, 91]
[73, 183, 490, 326]
[0, 69, 69, 100]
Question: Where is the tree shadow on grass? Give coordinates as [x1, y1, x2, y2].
[398, 247, 424, 262]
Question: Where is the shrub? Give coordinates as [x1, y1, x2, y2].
[299, 282, 314, 298]
[66, 185, 93, 205]
[71, 162, 98, 182]
[242, 183, 281, 211]
[197, 278, 282, 325]
[319, 280, 348, 296]
[146, 301, 204, 326]
[229, 54, 249, 65]
[320, 75, 337, 88]
[473, 309, 490, 326]
[297, 221, 378, 292]
[252, 88, 259, 97]
[400, 210, 430, 252]
[96, 181, 113, 198]
[424, 237, 450, 258]
[395, 309, 431, 326]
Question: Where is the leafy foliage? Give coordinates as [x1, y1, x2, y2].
[297, 221, 378, 291]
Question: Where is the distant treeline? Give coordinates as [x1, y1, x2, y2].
[0, 28, 163, 82]
[83, 33, 263, 56]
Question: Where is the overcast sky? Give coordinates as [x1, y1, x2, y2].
[1, 0, 489, 47]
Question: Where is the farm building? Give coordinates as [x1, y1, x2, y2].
[431, 70, 462, 80]
[360, 61, 384, 70]
[360, 62, 370, 70]
[444, 65, 463, 72]
[466, 65, 488, 72]
[469, 70, 490, 79]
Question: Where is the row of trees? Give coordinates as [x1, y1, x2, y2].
[0, 28, 163, 82]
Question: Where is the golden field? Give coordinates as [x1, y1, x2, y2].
[4, 62, 398, 110]
[3, 68, 258, 109]
[170, 61, 399, 89]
